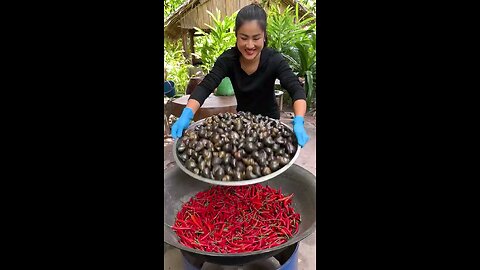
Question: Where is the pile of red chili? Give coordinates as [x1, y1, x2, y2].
[171, 184, 301, 253]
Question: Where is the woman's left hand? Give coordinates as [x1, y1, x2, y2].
[292, 116, 309, 147]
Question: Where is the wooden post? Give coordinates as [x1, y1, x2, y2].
[189, 29, 195, 65]
[181, 30, 189, 59]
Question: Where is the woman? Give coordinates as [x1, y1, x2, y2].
[171, 3, 310, 147]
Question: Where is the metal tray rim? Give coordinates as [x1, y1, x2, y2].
[172, 118, 301, 186]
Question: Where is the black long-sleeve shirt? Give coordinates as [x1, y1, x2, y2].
[189, 47, 306, 119]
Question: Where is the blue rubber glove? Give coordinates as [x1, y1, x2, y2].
[292, 116, 309, 147]
[171, 107, 194, 139]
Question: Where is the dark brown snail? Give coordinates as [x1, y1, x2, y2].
[176, 112, 298, 181]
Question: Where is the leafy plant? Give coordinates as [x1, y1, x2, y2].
[305, 70, 314, 108]
[282, 36, 316, 108]
[267, 5, 315, 53]
[267, 4, 316, 109]
[193, 9, 237, 72]
[262, 0, 316, 16]
[164, 39, 191, 95]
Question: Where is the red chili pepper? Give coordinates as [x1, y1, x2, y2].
[200, 231, 211, 241]
[172, 226, 192, 230]
[189, 214, 202, 228]
[205, 221, 213, 232]
[173, 184, 300, 253]
[279, 227, 292, 238]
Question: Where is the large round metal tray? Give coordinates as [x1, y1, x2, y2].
[164, 164, 316, 265]
[173, 118, 301, 186]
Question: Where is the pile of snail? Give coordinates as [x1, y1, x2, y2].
[176, 112, 298, 181]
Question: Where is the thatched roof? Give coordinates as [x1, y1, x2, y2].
[164, 0, 314, 40]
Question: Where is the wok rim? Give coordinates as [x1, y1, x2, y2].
[164, 222, 316, 257]
[163, 164, 316, 257]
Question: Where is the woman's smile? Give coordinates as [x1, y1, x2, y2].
[236, 20, 264, 61]
[245, 48, 256, 56]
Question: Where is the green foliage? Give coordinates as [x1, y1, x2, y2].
[193, 9, 237, 72]
[305, 70, 314, 104]
[267, 5, 315, 55]
[267, 4, 316, 109]
[164, 0, 184, 19]
[261, 0, 316, 15]
[164, 40, 191, 95]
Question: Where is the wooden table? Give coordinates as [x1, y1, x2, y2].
[167, 94, 237, 121]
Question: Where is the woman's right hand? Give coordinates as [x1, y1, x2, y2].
[171, 107, 194, 139]
[292, 116, 309, 147]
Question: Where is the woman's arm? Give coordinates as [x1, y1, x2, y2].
[276, 56, 307, 117]
[293, 99, 307, 117]
[184, 99, 201, 114]
[276, 54, 310, 147]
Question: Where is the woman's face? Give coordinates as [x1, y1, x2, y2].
[236, 20, 265, 61]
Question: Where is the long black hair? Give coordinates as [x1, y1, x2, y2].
[235, 3, 268, 47]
